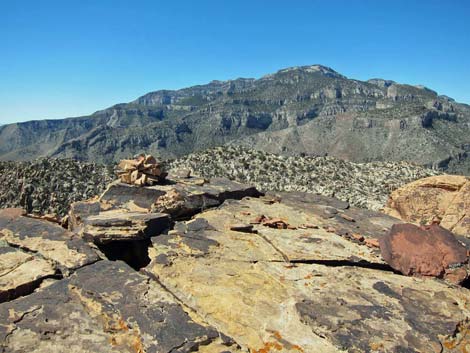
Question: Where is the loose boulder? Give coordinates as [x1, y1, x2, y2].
[379, 223, 469, 284]
[384, 175, 470, 237]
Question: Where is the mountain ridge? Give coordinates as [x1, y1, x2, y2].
[1, 64, 469, 174]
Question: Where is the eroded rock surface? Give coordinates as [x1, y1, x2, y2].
[69, 177, 260, 244]
[0, 261, 243, 353]
[385, 175, 470, 237]
[144, 195, 470, 352]
[2, 176, 470, 352]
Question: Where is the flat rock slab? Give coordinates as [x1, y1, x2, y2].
[80, 209, 170, 244]
[268, 191, 403, 241]
[0, 209, 100, 273]
[0, 209, 100, 303]
[99, 177, 261, 214]
[145, 197, 470, 353]
[0, 260, 243, 353]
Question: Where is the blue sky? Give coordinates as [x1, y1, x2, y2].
[1, 0, 469, 124]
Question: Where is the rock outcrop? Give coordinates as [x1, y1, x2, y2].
[2, 172, 470, 352]
[385, 175, 470, 237]
[69, 176, 261, 244]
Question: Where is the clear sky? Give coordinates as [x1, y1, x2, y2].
[1, 0, 469, 124]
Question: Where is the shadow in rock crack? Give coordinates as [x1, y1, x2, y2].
[459, 276, 470, 289]
[97, 239, 152, 270]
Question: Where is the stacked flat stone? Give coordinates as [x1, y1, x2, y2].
[116, 154, 167, 186]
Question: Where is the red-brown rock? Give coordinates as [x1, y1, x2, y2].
[379, 223, 468, 284]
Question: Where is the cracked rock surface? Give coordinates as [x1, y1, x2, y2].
[0, 260, 242, 353]
[2, 175, 470, 352]
[0, 208, 100, 303]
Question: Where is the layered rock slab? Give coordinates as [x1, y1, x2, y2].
[385, 175, 470, 237]
[145, 196, 470, 352]
[0, 208, 100, 272]
[69, 177, 261, 243]
[0, 260, 243, 353]
[0, 208, 100, 303]
[0, 241, 56, 303]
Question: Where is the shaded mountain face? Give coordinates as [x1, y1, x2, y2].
[1, 64, 469, 173]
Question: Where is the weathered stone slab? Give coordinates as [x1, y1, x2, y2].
[69, 177, 261, 243]
[268, 191, 403, 241]
[182, 198, 385, 265]
[97, 177, 261, 215]
[0, 209, 100, 274]
[0, 241, 56, 303]
[145, 197, 470, 353]
[80, 210, 170, 244]
[0, 260, 243, 353]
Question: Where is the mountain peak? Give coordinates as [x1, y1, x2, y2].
[275, 64, 345, 78]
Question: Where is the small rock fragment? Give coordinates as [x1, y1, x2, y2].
[229, 224, 257, 233]
[364, 238, 380, 248]
[339, 214, 355, 222]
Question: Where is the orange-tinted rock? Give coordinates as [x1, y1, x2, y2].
[379, 223, 468, 283]
[384, 175, 470, 237]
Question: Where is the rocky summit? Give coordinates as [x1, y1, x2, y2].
[2, 165, 470, 352]
[1, 65, 469, 174]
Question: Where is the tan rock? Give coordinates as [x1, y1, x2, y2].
[384, 175, 470, 237]
[144, 196, 470, 352]
[115, 154, 166, 186]
[0, 243, 56, 303]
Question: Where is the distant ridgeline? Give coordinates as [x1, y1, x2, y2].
[0, 64, 469, 174]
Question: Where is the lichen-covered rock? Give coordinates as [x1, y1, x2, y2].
[384, 175, 470, 237]
[0, 208, 100, 272]
[0, 241, 56, 303]
[0, 261, 243, 353]
[379, 223, 469, 283]
[3, 170, 470, 353]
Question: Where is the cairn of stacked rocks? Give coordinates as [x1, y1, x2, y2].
[115, 153, 167, 186]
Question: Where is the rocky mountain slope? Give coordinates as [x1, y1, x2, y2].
[168, 146, 439, 210]
[0, 159, 114, 216]
[0, 147, 438, 216]
[2, 171, 470, 352]
[1, 65, 469, 173]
